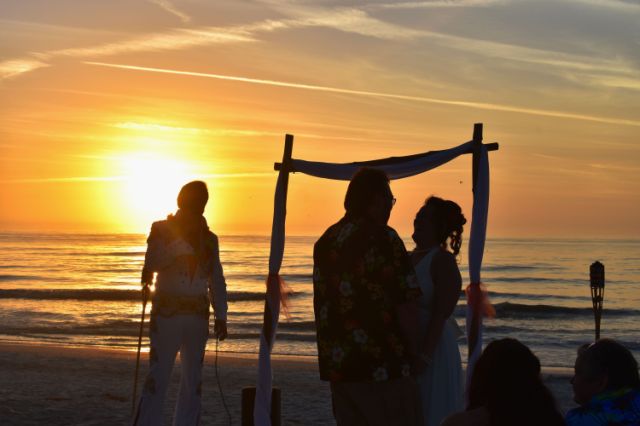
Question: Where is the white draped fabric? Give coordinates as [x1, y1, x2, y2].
[291, 141, 473, 181]
[254, 168, 288, 426]
[255, 139, 491, 425]
[465, 145, 490, 392]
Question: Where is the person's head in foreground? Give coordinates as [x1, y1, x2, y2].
[565, 339, 640, 426]
[412, 196, 466, 256]
[177, 180, 209, 216]
[344, 168, 394, 225]
[466, 338, 564, 426]
[571, 338, 640, 405]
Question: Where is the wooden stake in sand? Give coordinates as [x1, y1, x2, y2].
[590, 261, 605, 341]
[131, 283, 151, 418]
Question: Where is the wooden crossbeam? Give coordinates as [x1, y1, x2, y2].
[274, 139, 498, 171]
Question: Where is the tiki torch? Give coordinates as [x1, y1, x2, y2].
[590, 261, 605, 341]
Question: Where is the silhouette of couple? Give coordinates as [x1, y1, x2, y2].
[313, 168, 465, 426]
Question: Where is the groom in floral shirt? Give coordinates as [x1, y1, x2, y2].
[313, 168, 422, 425]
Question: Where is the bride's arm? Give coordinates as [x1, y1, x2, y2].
[420, 251, 462, 364]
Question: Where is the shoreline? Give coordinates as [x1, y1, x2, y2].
[0, 341, 577, 425]
[0, 339, 576, 374]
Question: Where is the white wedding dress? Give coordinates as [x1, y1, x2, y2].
[414, 248, 464, 426]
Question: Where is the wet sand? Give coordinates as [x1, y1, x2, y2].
[0, 342, 576, 425]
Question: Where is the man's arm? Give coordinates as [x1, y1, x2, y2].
[208, 233, 228, 340]
[388, 229, 422, 359]
[396, 299, 421, 358]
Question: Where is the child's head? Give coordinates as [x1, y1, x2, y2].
[571, 339, 639, 405]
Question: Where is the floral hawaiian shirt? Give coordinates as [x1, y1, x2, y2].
[566, 388, 640, 426]
[313, 216, 421, 382]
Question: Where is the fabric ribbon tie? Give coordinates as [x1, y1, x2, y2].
[465, 282, 495, 318]
[266, 273, 292, 320]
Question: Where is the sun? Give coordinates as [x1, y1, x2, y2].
[119, 152, 194, 232]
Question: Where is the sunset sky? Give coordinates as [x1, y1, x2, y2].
[1, 0, 639, 238]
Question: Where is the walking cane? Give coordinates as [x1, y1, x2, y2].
[132, 283, 150, 418]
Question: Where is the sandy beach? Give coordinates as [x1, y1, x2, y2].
[0, 341, 577, 425]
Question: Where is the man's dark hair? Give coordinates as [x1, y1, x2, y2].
[177, 181, 209, 211]
[579, 339, 640, 390]
[344, 168, 390, 217]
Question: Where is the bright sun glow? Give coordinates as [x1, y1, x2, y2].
[119, 152, 194, 231]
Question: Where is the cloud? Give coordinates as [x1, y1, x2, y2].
[147, 0, 191, 23]
[0, 24, 257, 81]
[0, 172, 274, 185]
[589, 163, 640, 172]
[3, 0, 638, 96]
[0, 176, 126, 184]
[111, 121, 424, 144]
[0, 59, 49, 80]
[399, 27, 638, 82]
[258, 2, 639, 86]
[86, 61, 640, 127]
[257, 0, 504, 7]
[45, 28, 254, 59]
[0, 4, 436, 80]
[568, 0, 640, 12]
[282, 7, 427, 40]
[373, 0, 506, 9]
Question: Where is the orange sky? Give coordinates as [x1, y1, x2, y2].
[1, 0, 639, 238]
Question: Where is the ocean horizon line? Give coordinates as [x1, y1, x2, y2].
[0, 230, 639, 243]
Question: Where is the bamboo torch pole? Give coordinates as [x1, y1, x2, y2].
[590, 261, 605, 341]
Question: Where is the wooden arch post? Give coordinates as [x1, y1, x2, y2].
[242, 134, 293, 426]
[280, 134, 294, 209]
[472, 123, 483, 192]
[467, 123, 483, 367]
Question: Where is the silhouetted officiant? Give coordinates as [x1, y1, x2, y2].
[133, 181, 228, 426]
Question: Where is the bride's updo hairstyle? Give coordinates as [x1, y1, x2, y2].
[415, 196, 467, 256]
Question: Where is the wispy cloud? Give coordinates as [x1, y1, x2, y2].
[373, 0, 506, 9]
[569, 0, 640, 12]
[113, 122, 203, 134]
[0, 6, 445, 82]
[43, 28, 253, 59]
[3, 0, 638, 95]
[111, 121, 427, 144]
[0, 59, 49, 80]
[0, 172, 274, 185]
[589, 163, 640, 172]
[0, 176, 126, 184]
[282, 7, 427, 40]
[1, 24, 257, 81]
[401, 27, 639, 82]
[147, 0, 191, 23]
[267, 2, 640, 88]
[532, 153, 564, 161]
[86, 61, 640, 127]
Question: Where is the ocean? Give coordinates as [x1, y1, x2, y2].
[0, 233, 638, 369]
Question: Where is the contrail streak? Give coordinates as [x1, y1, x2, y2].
[85, 61, 640, 128]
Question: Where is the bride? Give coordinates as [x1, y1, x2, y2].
[411, 196, 466, 426]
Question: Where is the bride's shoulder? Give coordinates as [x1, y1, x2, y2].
[433, 248, 456, 262]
